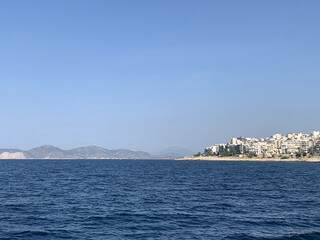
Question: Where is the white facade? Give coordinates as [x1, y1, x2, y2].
[204, 131, 320, 156]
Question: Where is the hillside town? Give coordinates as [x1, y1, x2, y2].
[203, 131, 320, 158]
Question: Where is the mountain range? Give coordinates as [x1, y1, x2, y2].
[152, 147, 194, 158]
[0, 145, 184, 159]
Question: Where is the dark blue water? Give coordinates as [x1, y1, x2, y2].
[0, 160, 320, 239]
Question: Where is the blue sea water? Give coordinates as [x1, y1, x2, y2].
[0, 160, 320, 240]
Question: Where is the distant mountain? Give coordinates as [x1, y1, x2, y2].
[25, 145, 66, 159]
[15, 145, 154, 159]
[66, 145, 110, 158]
[0, 145, 185, 159]
[65, 146, 152, 159]
[153, 147, 194, 158]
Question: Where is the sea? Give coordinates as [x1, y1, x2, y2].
[0, 159, 320, 240]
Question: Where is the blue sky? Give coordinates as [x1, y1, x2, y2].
[1, 0, 320, 152]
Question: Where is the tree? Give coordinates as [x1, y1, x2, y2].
[193, 152, 202, 157]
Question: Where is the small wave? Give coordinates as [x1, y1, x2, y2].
[280, 232, 320, 240]
[14, 230, 51, 237]
[225, 231, 320, 240]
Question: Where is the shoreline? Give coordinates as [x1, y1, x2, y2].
[176, 156, 320, 162]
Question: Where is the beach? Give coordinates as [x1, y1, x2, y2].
[176, 156, 320, 162]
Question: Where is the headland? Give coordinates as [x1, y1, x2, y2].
[181, 131, 320, 162]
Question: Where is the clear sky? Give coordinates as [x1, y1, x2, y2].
[1, 0, 320, 153]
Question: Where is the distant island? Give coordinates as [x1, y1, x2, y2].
[0, 145, 177, 160]
[178, 131, 320, 162]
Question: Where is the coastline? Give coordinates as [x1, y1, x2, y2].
[175, 156, 320, 163]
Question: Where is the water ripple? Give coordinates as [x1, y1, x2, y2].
[0, 160, 320, 239]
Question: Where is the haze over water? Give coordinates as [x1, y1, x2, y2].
[1, 160, 320, 239]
